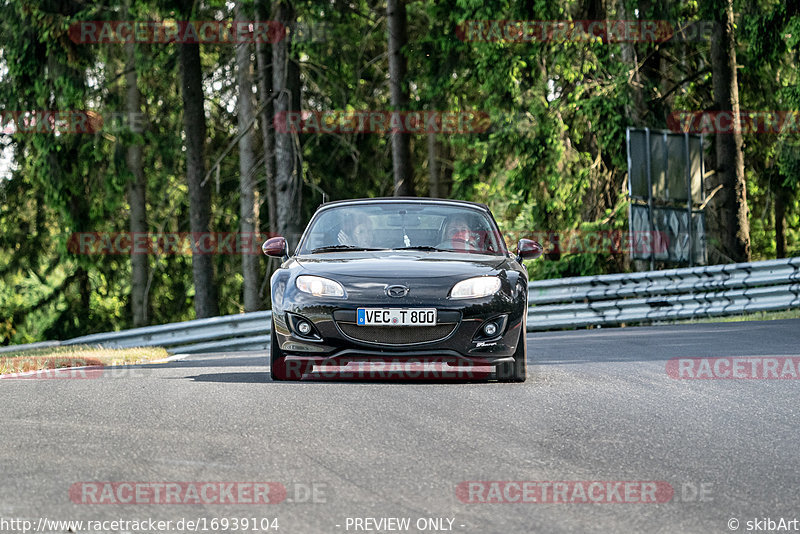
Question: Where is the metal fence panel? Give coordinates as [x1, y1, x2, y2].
[630, 205, 706, 264]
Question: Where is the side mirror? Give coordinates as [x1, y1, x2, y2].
[262, 236, 288, 258]
[516, 239, 543, 262]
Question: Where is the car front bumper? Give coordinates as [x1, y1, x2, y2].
[272, 297, 526, 368]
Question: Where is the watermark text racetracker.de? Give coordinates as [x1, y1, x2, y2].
[457, 480, 714, 504]
[71, 482, 285, 505]
[69, 481, 327, 505]
[0, 516, 279, 533]
[67, 230, 671, 256]
[668, 110, 800, 134]
[68, 20, 330, 44]
[287, 360, 493, 381]
[0, 110, 144, 135]
[68, 232, 274, 255]
[667, 357, 800, 379]
[0, 356, 105, 379]
[505, 230, 669, 255]
[456, 19, 716, 43]
[456, 481, 674, 503]
[273, 110, 490, 134]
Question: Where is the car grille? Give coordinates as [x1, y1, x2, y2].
[337, 322, 457, 345]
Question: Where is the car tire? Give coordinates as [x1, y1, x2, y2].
[270, 321, 313, 381]
[270, 323, 290, 381]
[497, 325, 527, 383]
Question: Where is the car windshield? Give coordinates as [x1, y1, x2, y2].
[297, 202, 506, 255]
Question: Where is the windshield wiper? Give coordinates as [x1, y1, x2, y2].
[310, 245, 384, 253]
[392, 246, 446, 252]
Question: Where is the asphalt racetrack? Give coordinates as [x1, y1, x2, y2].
[1, 319, 799, 533]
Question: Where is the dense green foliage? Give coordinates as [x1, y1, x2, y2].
[0, 0, 797, 343]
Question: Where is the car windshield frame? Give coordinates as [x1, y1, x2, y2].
[295, 201, 509, 256]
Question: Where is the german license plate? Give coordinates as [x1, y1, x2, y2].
[357, 308, 437, 326]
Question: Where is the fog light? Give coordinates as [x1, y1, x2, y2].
[297, 321, 312, 335]
[483, 322, 498, 336]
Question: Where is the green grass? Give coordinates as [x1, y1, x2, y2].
[0, 345, 170, 375]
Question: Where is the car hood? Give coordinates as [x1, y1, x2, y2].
[294, 251, 508, 279]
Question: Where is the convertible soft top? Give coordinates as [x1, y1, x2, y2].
[317, 197, 492, 213]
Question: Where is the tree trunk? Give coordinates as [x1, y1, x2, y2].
[427, 132, 438, 197]
[235, 1, 261, 312]
[617, 0, 646, 124]
[439, 142, 454, 198]
[256, 0, 277, 236]
[272, 0, 303, 245]
[775, 191, 786, 259]
[124, 38, 149, 326]
[387, 0, 414, 196]
[179, 23, 219, 317]
[710, 0, 750, 262]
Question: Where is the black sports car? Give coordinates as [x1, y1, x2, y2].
[262, 198, 542, 381]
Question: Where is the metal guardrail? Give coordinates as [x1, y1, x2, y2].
[4, 257, 797, 355]
[526, 256, 800, 330]
[62, 311, 273, 354]
[0, 341, 61, 355]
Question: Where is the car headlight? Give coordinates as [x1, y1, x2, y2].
[296, 275, 345, 297]
[449, 276, 502, 299]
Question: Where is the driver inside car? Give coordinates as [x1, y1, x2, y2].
[337, 217, 375, 248]
[438, 215, 480, 251]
